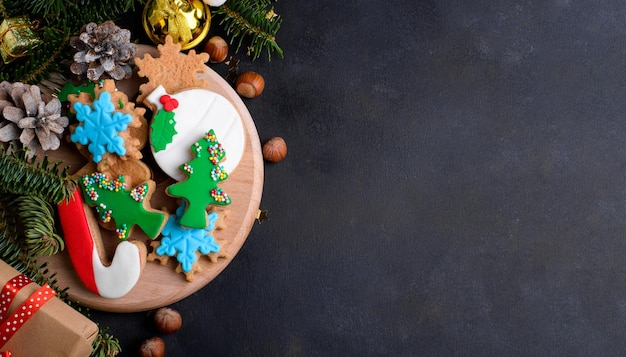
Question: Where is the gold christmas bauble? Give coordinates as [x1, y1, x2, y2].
[142, 0, 211, 50]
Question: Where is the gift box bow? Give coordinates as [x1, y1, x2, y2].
[0, 274, 55, 349]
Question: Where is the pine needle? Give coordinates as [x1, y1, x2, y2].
[214, 0, 284, 61]
[0, 144, 75, 204]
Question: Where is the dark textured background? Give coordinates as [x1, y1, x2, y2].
[93, 1, 626, 355]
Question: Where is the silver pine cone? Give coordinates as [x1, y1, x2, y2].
[70, 21, 137, 81]
[0, 82, 69, 156]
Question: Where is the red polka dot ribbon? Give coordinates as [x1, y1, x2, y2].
[0, 274, 55, 349]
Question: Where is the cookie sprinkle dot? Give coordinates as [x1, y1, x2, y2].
[194, 142, 202, 158]
[83, 172, 127, 192]
[130, 183, 148, 202]
[210, 166, 227, 181]
[210, 188, 230, 203]
[205, 131, 217, 142]
[97, 203, 113, 223]
[183, 163, 194, 174]
[207, 143, 224, 165]
[116, 224, 129, 240]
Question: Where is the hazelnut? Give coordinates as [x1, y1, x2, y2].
[153, 307, 182, 334]
[204, 36, 228, 63]
[262, 137, 287, 163]
[139, 337, 165, 357]
[236, 71, 265, 98]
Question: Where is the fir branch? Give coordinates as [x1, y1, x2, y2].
[54, 0, 143, 30]
[214, 0, 284, 61]
[0, 145, 75, 204]
[4, 0, 142, 27]
[0, 198, 68, 300]
[7, 194, 64, 256]
[21, 27, 69, 83]
[0, 200, 31, 272]
[0, 195, 69, 297]
[91, 329, 122, 357]
[22, 0, 66, 17]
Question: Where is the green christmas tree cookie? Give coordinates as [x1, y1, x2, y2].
[79, 172, 168, 239]
[166, 130, 231, 229]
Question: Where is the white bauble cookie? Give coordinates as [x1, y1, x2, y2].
[146, 85, 245, 181]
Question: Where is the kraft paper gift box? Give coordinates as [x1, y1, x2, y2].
[0, 259, 98, 357]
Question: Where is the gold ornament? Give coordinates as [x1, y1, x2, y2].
[142, 0, 211, 50]
[0, 15, 42, 65]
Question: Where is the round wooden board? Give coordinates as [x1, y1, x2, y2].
[39, 45, 264, 312]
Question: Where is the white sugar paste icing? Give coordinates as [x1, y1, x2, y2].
[146, 85, 245, 181]
[92, 240, 144, 299]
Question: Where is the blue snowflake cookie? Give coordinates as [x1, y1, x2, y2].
[148, 203, 223, 281]
[71, 91, 133, 163]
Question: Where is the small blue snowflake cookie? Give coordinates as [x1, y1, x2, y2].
[70, 91, 133, 163]
[147, 203, 229, 281]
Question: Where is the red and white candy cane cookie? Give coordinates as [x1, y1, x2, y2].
[57, 189, 147, 299]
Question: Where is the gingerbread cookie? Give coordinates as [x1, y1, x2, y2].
[134, 35, 210, 104]
[79, 172, 168, 240]
[68, 79, 151, 187]
[147, 202, 229, 282]
[166, 130, 232, 229]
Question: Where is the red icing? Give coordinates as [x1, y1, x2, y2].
[57, 190, 99, 295]
[159, 94, 179, 112]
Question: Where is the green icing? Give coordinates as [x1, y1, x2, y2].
[59, 81, 96, 121]
[150, 108, 178, 152]
[166, 129, 231, 229]
[58, 81, 95, 102]
[79, 172, 166, 240]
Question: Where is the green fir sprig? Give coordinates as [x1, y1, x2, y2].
[7, 194, 64, 256]
[0, 0, 144, 84]
[0, 202, 28, 270]
[0, 145, 74, 204]
[91, 328, 123, 357]
[0, 197, 72, 302]
[214, 0, 283, 61]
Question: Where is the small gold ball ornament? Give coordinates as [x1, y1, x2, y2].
[142, 0, 211, 50]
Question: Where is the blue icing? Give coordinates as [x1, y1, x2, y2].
[156, 203, 220, 273]
[71, 91, 132, 163]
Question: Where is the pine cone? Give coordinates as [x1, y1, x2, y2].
[0, 81, 69, 156]
[70, 21, 137, 81]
